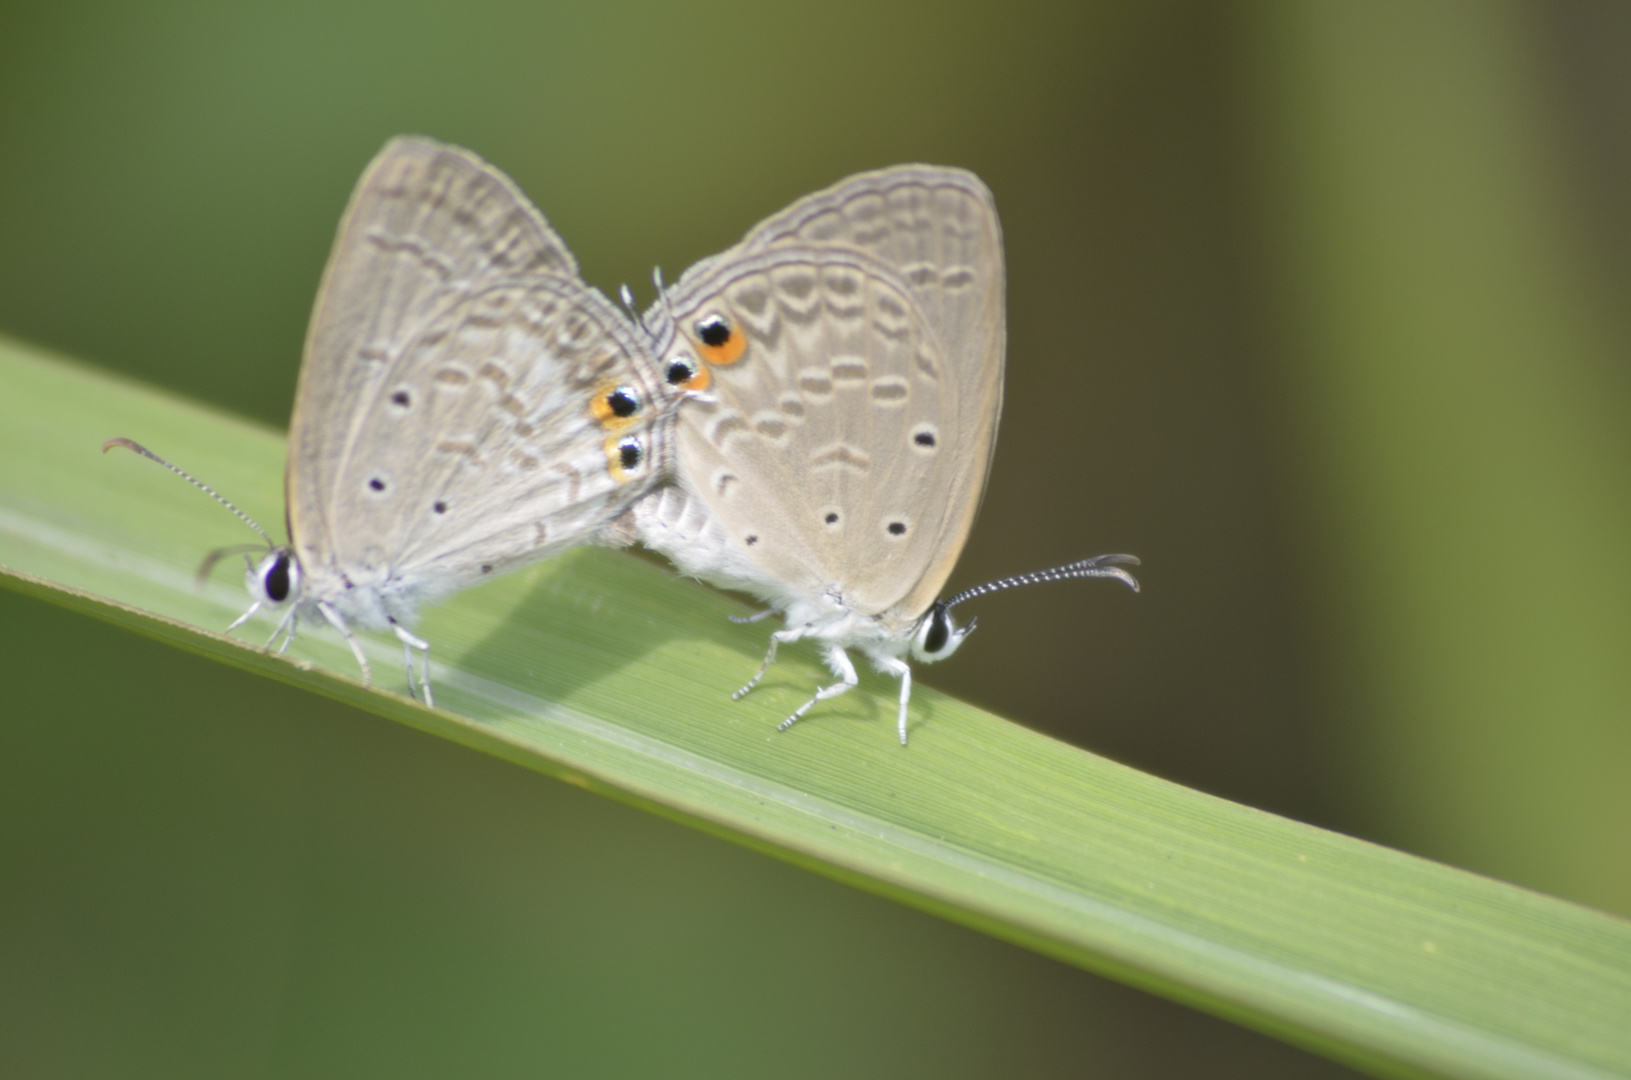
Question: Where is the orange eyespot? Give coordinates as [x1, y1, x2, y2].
[604, 434, 645, 482]
[589, 381, 643, 430]
[665, 353, 712, 392]
[691, 312, 747, 366]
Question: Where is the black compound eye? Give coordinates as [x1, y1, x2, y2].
[618, 437, 644, 471]
[667, 357, 698, 384]
[606, 386, 640, 417]
[922, 605, 951, 655]
[264, 553, 292, 603]
[695, 314, 732, 347]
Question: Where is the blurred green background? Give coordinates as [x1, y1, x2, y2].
[2, 1, 1628, 1076]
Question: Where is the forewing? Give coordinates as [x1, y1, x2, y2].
[287, 136, 583, 565]
[743, 168, 1001, 406]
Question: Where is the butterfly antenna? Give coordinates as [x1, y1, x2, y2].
[103, 438, 275, 546]
[942, 554, 1141, 610]
[194, 544, 269, 586]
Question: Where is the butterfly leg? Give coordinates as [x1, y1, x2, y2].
[226, 600, 263, 635]
[873, 655, 914, 746]
[734, 627, 803, 700]
[778, 644, 858, 733]
[269, 606, 300, 655]
[316, 600, 372, 688]
[729, 609, 777, 625]
[392, 622, 433, 708]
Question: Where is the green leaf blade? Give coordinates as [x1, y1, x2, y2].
[2, 336, 1628, 1080]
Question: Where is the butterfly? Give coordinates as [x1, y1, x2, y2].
[108, 136, 693, 704]
[615, 166, 1139, 744]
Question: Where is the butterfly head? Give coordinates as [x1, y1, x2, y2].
[914, 555, 1143, 664]
[102, 436, 302, 608]
[909, 601, 976, 664]
[247, 546, 301, 609]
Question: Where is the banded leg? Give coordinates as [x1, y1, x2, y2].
[778, 644, 859, 733]
[734, 627, 805, 700]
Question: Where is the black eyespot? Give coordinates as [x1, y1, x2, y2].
[264, 553, 292, 603]
[745, 535, 758, 546]
[368, 477, 386, 492]
[696, 314, 732, 347]
[825, 512, 839, 524]
[433, 501, 447, 514]
[607, 386, 640, 417]
[887, 521, 907, 536]
[914, 431, 936, 447]
[618, 438, 643, 470]
[391, 390, 411, 408]
[922, 605, 950, 655]
[481, 564, 493, 574]
[667, 357, 697, 384]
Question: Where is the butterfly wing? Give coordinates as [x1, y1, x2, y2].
[288, 136, 585, 568]
[743, 164, 1007, 367]
[288, 137, 669, 609]
[648, 166, 1004, 620]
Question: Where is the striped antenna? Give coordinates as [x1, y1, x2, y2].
[102, 437, 275, 547]
[942, 554, 1140, 610]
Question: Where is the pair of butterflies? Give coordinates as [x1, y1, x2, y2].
[111, 137, 1137, 745]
